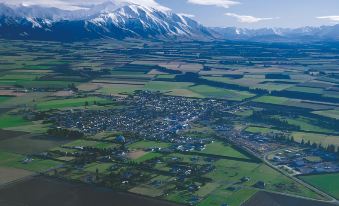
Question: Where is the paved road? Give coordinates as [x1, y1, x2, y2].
[263, 150, 339, 204]
[223, 93, 339, 205]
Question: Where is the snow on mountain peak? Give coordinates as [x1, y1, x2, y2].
[0, 1, 212, 40]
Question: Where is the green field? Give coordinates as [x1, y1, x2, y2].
[199, 141, 250, 159]
[0, 150, 61, 172]
[0, 74, 44, 81]
[128, 140, 171, 150]
[0, 96, 13, 104]
[245, 126, 280, 134]
[280, 116, 335, 133]
[286, 86, 324, 94]
[36, 97, 111, 110]
[204, 160, 321, 199]
[144, 81, 194, 92]
[99, 84, 143, 95]
[134, 152, 162, 163]
[166, 158, 322, 205]
[0, 80, 76, 89]
[313, 110, 339, 120]
[84, 162, 114, 174]
[198, 188, 257, 206]
[189, 85, 254, 101]
[300, 173, 339, 199]
[253, 96, 289, 105]
[64, 139, 117, 149]
[0, 114, 30, 129]
[129, 175, 174, 197]
[292, 132, 339, 147]
[1, 38, 338, 206]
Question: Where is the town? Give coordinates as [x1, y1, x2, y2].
[31, 90, 338, 205]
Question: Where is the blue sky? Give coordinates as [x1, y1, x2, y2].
[158, 0, 339, 28]
[2, 0, 339, 28]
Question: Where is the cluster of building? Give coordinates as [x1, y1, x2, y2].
[217, 129, 339, 176]
[49, 91, 232, 143]
[270, 148, 339, 175]
[47, 91, 339, 178]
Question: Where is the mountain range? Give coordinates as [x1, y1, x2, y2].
[0, 2, 338, 42]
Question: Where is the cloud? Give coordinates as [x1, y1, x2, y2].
[187, 0, 239, 8]
[1, 0, 86, 10]
[0, 0, 170, 11]
[225, 13, 276, 23]
[178, 13, 195, 18]
[317, 16, 339, 22]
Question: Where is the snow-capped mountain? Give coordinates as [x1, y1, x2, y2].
[0, 2, 212, 41]
[0, 2, 339, 42]
[211, 25, 339, 42]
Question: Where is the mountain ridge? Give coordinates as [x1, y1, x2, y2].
[0, 2, 212, 41]
[0, 2, 338, 42]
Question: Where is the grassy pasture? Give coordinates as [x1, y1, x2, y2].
[0, 96, 13, 104]
[134, 152, 162, 163]
[0, 151, 61, 172]
[0, 80, 76, 89]
[144, 81, 194, 92]
[0, 114, 30, 129]
[189, 85, 254, 101]
[245, 126, 280, 134]
[36, 97, 111, 110]
[129, 175, 174, 197]
[128, 140, 171, 150]
[203, 76, 290, 92]
[0, 74, 43, 81]
[292, 132, 339, 148]
[167, 89, 203, 98]
[99, 84, 142, 95]
[204, 160, 321, 199]
[5, 121, 51, 134]
[6, 158, 61, 172]
[252, 96, 333, 110]
[286, 86, 324, 94]
[300, 173, 339, 199]
[64, 139, 117, 149]
[198, 188, 257, 206]
[277, 116, 336, 134]
[84, 162, 113, 175]
[253, 83, 294, 91]
[313, 109, 339, 120]
[253, 96, 289, 105]
[199, 141, 250, 159]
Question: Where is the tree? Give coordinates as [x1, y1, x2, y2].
[318, 144, 325, 151]
[306, 140, 311, 146]
[290, 136, 295, 142]
[96, 168, 99, 180]
[327, 144, 336, 153]
[47, 128, 84, 139]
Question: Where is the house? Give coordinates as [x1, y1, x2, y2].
[254, 181, 266, 189]
[241, 177, 251, 182]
